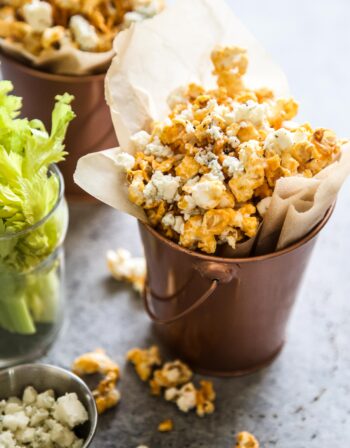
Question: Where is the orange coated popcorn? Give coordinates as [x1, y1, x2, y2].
[0, 0, 164, 55]
[235, 431, 259, 448]
[72, 348, 120, 377]
[117, 45, 343, 254]
[127, 346, 216, 418]
[149, 360, 193, 395]
[157, 419, 174, 432]
[72, 349, 121, 414]
[127, 345, 162, 381]
[164, 379, 216, 417]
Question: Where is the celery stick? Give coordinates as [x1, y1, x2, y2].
[0, 302, 16, 332]
[0, 292, 36, 335]
[27, 268, 59, 324]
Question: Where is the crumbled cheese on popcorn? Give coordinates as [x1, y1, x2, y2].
[144, 136, 173, 158]
[69, 15, 99, 51]
[144, 171, 181, 203]
[130, 130, 152, 151]
[223, 156, 244, 177]
[177, 107, 194, 121]
[233, 100, 267, 126]
[22, 0, 53, 32]
[189, 174, 226, 209]
[162, 213, 185, 234]
[239, 140, 261, 164]
[264, 128, 294, 154]
[185, 122, 195, 134]
[207, 124, 223, 140]
[194, 150, 224, 180]
[114, 152, 135, 171]
[228, 135, 240, 148]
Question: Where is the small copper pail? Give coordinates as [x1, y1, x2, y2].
[139, 207, 333, 376]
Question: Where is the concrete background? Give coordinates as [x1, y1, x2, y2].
[42, 0, 350, 446]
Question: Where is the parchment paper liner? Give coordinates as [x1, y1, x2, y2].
[0, 38, 115, 76]
[74, 0, 350, 256]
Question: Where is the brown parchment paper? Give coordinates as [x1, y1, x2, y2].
[74, 0, 350, 257]
[0, 38, 115, 75]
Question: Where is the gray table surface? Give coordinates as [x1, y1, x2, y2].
[44, 0, 350, 447]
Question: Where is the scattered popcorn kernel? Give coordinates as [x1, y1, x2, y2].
[166, 382, 197, 413]
[107, 248, 146, 294]
[164, 380, 216, 416]
[235, 431, 259, 448]
[158, 419, 174, 432]
[196, 380, 216, 417]
[150, 360, 193, 394]
[72, 349, 120, 415]
[94, 384, 121, 415]
[127, 346, 162, 381]
[72, 348, 119, 377]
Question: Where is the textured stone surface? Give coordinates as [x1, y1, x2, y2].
[44, 0, 350, 447]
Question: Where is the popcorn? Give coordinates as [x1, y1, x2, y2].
[264, 128, 294, 155]
[124, 45, 342, 254]
[189, 174, 226, 209]
[165, 380, 216, 417]
[127, 346, 162, 381]
[0, 0, 164, 56]
[128, 346, 216, 418]
[41, 25, 65, 49]
[235, 431, 259, 448]
[69, 15, 99, 51]
[22, 0, 53, 33]
[161, 212, 185, 235]
[93, 371, 121, 414]
[165, 383, 197, 413]
[150, 360, 193, 395]
[144, 171, 181, 204]
[107, 248, 146, 294]
[144, 137, 173, 158]
[157, 419, 174, 432]
[223, 156, 244, 177]
[233, 100, 268, 127]
[72, 349, 121, 415]
[196, 380, 216, 417]
[72, 348, 120, 377]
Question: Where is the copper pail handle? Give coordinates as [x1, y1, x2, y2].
[142, 279, 218, 325]
[142, 261, 239, 325]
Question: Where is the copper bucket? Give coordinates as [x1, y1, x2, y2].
[139, 207, 333, 377]
[0, 52, 117, 199]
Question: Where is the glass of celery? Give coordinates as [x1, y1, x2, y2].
[0, 81, 75, 367]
